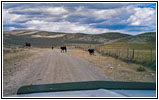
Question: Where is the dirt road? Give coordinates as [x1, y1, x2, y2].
[3, 49, 111, 96]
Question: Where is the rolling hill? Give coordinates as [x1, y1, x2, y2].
[100, 32, 156, 50]
[3, 30, 131, 48]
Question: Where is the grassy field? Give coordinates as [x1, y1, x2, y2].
[96, 41, 156, 70]
[66, 41, 156, 71]
[69, 49, 156, 82]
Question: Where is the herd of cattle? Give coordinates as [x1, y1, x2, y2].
[25, 42, 94, 55]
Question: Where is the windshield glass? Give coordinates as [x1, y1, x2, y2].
[3, 2, 156, 97]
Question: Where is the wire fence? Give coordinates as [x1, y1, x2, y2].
[95, 47, 156, 70]
[66, 44, 156, 70]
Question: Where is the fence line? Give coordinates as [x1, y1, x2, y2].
[97, 47, 156, 64]
[67, 45, 155, 65]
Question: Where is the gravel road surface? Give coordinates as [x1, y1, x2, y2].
[3, 49, 111, 96]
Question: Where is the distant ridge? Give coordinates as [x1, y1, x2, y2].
[3, 29, 155, 48]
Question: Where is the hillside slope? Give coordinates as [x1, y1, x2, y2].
[101, 32, 156, 50]
[3, 30, 130, 47]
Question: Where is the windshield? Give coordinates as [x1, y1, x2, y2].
[3, 2, 156, 97]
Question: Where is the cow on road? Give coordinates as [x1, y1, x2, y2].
[61, 46, 67, 53]
[88, 49, 94, 55]
[26, 42, 31, 47]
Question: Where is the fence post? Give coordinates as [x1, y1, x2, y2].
[150, 47, 152, 62]
[121, 49, 124, 58]
[118, 49, 120, 58]
[132, 48, 134, 59]
[127, 48, 129, 58]
[106, 48, 107, 54]
[116, 48, 118, 57]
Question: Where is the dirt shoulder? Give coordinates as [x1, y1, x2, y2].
[3, 48, 44, 96]
[3, 48, 43, 76]
[68, 49, 156, 82]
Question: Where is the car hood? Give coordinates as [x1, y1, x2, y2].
[5, 81, 156, 97]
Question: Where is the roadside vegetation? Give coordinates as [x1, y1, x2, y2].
[97, 35, 156, 71]
[3, 46, 36, 76]
[69, 49, 156, 82]
[69, 32, 156, 71]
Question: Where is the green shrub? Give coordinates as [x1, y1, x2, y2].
[150, 60, 156, 70]
[124, 58, 134, 63]
[137, 66, 145, 72]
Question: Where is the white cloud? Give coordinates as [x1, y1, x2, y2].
[66, 5, 136, 25]
[8, 27, 18, 30]
[22, 20, 115, 34]
[3, 8, 32, 25]
[7, 6, 69, 16]
[45, 7, 68, 15]
[3, 9, 22, 24]
[127, 7, 156, 26]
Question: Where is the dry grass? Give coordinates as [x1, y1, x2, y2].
[92, 41, 156, 70]
[69, 49, 156, 82]
[98, 41, 156, 61]
[98, 47, 156, 61]
[66, 43, 156, 70]
[100, 41, 156, 50]
[3, 47, 42, 76]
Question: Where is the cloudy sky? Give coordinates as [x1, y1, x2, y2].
[3, 3, 156, 35]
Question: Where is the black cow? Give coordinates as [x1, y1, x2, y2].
[61, 46, 67, 53]
[26, 42, 31, 47]
[88, 49, 94, 55]
[52, 46, 54, 50]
